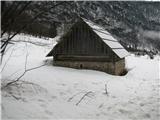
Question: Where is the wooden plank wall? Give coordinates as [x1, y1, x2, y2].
[54, 20, 120, 62]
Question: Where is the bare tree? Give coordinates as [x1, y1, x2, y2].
[1, 1, 67, 61]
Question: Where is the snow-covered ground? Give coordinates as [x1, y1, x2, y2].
[1, 34, 160, 120]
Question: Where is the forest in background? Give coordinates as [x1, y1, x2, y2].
[1, 1, 160, 55]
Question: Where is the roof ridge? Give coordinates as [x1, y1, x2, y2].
[82, 18, 110, 34]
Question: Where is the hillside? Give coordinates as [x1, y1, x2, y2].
[1, 34, 160, 119]
[2, 1, 160, 51]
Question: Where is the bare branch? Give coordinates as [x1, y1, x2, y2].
[76, 91, 93, 106]
[0, 46, 15, 72]
[1, 1, 66, 60]
[67, 91, 86, 102]
[24, 42, 28, 71]
[1, 43, 46, 89]
[26, 64, 46, 72]
[2, 64, 46, 89]
[10, 40, 49, 46]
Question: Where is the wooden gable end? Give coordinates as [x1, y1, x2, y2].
[47, 19, 121, 61]
[60, 20, 117, 54]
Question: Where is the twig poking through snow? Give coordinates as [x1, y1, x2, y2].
[68, 91, 86, 102]
[105, 83, 109, 96]
[76, 91, 93, 106]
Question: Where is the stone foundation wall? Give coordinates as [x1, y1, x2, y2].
[115, 59, 125, 75]
[53, 59, 125, 75]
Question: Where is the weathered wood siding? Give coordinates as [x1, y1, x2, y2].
[53, 19, 120, 62]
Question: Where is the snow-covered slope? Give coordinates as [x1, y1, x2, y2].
[1, 34, 160, 120]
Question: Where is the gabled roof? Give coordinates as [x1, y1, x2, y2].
[82, 18, 129, 58]
[47, 18, 129, 58]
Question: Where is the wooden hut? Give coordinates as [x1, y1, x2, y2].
[46, 18, 129, 75]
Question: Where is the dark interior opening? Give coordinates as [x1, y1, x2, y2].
[80, 64, 83, 69]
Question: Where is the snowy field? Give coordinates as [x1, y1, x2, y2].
[1, 34, 160, 120]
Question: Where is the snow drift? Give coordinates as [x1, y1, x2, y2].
[1, 34, 160, 120]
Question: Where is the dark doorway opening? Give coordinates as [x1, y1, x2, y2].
[80, 64, 83, 69]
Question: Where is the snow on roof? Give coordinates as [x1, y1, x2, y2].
[83, 18, 129, 58]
